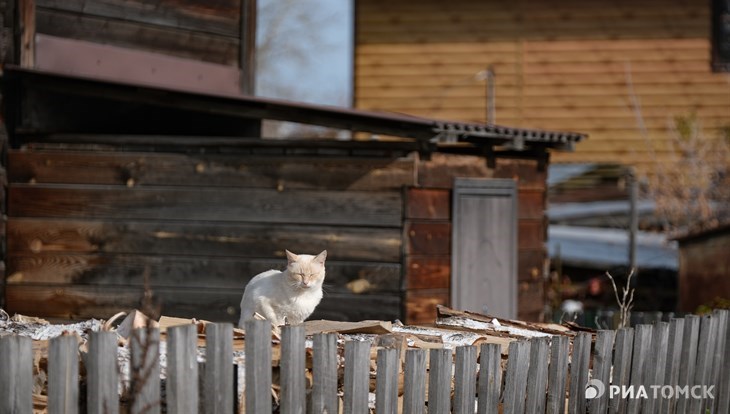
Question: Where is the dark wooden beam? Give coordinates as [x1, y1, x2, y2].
[240, 0, 257, 95]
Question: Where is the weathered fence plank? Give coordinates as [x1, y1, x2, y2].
[0, 335, 33, 414]
[709, 310, 728, 414]
[428, 348, 453, 414]
[477, 343, 502, 414]
[658, 318, 684, 414]
[504, 340, 530, 414]
[376, 348, 399, 414]
[546, 336, 569, 414]
[589, 330, 615, 414]
[626, 324, 653, 414]
[716, 310, 730, 414]
[568, 332, 591, 414]
[48, 334, 79, 414]
[676, 315, 700, 414]
[689, 314, 717, 414]
[525, 337, 549, 414]
[609, 327, 634, 414]
[87, 331, 120, 414]
[167, 324, 199, 414]
[245, 320, 271, 414]
[644, 322, 669, 414]
[403, 349, 427, 414]
[311, 333, 339, 414]
[130, 327, 161, 414]
[453, 345, 477, 414]
[344, 340, 371, 414]
[281, 325, 306, 414]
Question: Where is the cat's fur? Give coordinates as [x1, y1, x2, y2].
[238, 250, 327, 327]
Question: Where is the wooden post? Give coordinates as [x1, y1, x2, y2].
[311, 333, 338, 414]
[453, 346, 477, 414]
[130, 327, 161, 414]
[18, 0, 35, 68]
[504, 341, 530, 414]
[525, 337, 549, 414]
[428, 348, 452, 414]
[48, 334, 79, 414]
[239, 0, 256, 94]
[478, 343, 502, 414]
[167, 324, 199, 414]
[402, 349, 427, 414]
[568, 332, 591, 414]
[0, 335, 33, 413]
[280, 325, 306, 414]
[87, 331, 119, 414]
[245, 320, 271, 414]
[376, 348, 399, 414]
[343, 340, 370, 414]
[589, 330, 615, 414]
[546, 336, 569, 414]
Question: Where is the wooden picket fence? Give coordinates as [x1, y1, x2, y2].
[1, 310, 728, 413]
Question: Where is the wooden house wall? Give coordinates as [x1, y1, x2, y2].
[355, 0, 730, 173]
[677, 230, 730, 312]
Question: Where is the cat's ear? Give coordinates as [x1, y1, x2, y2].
[285, 250, 299, 264]
[314, 250, 327, 264]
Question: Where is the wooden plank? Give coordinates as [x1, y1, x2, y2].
[35, 8, 239, 65]
[311, 333, 339, 414]
[376, 348, 399, 414]
[689, 314, 717, 414]
[8, 184, 404, 227]
[568, 332, 591, 414]
[0, 335, 33, 413]
[48, 334, 79, 414]
[4, 284, 402, 323]
[546, 335, 569, 414]
[589, 330, 615, 414]
[167, 324, 199, 414]
[405, 221, 450, 255]
[239, 0, 256, 94]
[609, 327, 634, 414]
[525, 337, 549, 414]
[130, 327, 161, 414]
[405, 289, 449, 325]
[427, 348, 452, 414]
[717, 310, 730, 414]
[644, 322, 669, 414]
[676, 315, 700, 414]
[453, 345, 477, 414]
[281, 325, 306, 414]
[87, 331, 119, 414]
[245, 320, 271, 414]
[626, 324, 653, 414]
[709, 310, 729, 414]
[343, 340, 371, 414]
[405, 188, 450, 219]
[477, 343, 502, 414]
[405, 255, 450, 289]
[6, 253, 402, 294]
[205, 323, 233, 414]
[36, 0, 241, 38]
[503, 340, 530, 414]
[19, 0, 35, 68]
[8, 151, 416, 192]
[658, 319, 684, 414]
[403, 349, 427, 414]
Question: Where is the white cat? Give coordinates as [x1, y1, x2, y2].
[238, 250, 327, 327]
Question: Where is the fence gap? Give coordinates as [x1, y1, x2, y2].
[311, 333, 338, 414]
[0, 335, 33, 413]
[546, 336, 569, 414]
[167, 324, 199, 414]
[477, 343, 502, 414]
[525, 337, 549, 414]
[245, 320, 272, 414]
[453, 345, 477, 414]
[504, 340, 530, 414]
[402, 349, 427, 414]
[428, 348, 453, 414]
[568, 332, 591, 414]
[376, 348, 399, 414]
[48, 334, 79, 414]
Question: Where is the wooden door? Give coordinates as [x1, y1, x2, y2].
[451, 178, 517, 318]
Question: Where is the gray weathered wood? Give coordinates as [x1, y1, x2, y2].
[525, 337, 550, 414]
[428, 348, 453, 414]
[644, 322, 669, 414]
[281, 325, 306, 414]
[403, 349, 427, 414]
[245, 320, 271, 414]
[546, 336, 569, 414]
[87, 331, 119, 414]
[658, 319, 684, 414]
[504, 340, 530, 414]
[609, 327, 634, 414]
[716, 310, 730, 414]
[709, 310, 728, 414]
[568, 332, 591, 414]
[452, 178, 517, 318]
[689, 314, 717, 414]
[376, 348, 399, 414]
[167, 324, 199, 414]
[454, 346, 477, 414]
[478, 343, 502, 414]
[130, 327, 161, 414]
[676, 315, 700, 414]
[311, 333, 338, 414]
[626, 324, 652, 414]
[588, 330, 615, 414]
[343, 340, 371, 414]
[0, 335, 33, 414]
[48, 334, 79, 414]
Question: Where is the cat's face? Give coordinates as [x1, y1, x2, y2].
[285, 250, 327, 290]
